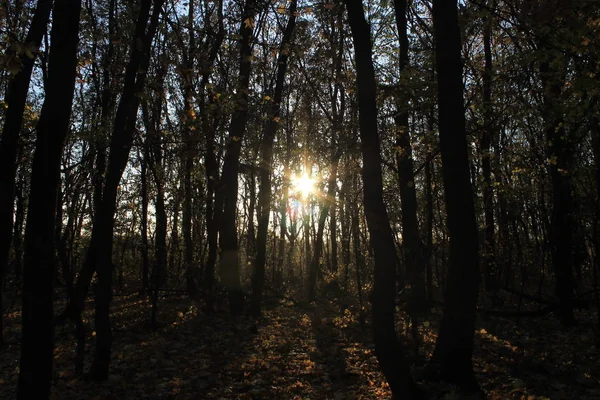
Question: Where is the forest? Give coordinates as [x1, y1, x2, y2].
[0, 0, 599, 398]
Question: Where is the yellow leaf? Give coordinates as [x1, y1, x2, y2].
[277, 4, 286, 13]
[232, 136, 241, 141]
[243, 17, 255, 29]
[273, 116, 280, 123]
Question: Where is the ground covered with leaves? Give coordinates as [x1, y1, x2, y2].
[1, 290, 599, 399]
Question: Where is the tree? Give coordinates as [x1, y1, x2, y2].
[392, 0, 426, 335]
[0, 0, 53, 344]
[218, 0, 257, 314]
[426, 0, 481, 391]
[251, 0, 297, 315]
[480, 0, 497, 290]
[17, 0, 82, 396]
[535, 1, 578, 327]
[86, 0, 164, 380]
[344, 0, 423, 397]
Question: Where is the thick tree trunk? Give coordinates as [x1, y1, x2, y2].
[251, 0, 297, 315]
[17, 0, 81, 396]
[427, 0, 481, 391]
[344, 0, 423, 397]
[0, 0, 53, 344]
[218, 0, 256, 315]
[541, 57, 576, 327]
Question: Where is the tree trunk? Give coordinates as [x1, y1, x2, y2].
[63, 0, 115, 321]
[481, 0, 497, 290]
[87, 0, 163, 380]
[201, 0, 224, 311]
[181, 0, 198, 296]
[140, 144, 150, 296]
[427, 0, 481, 391]
[393, 0, 425, 317]
[17, 0, 81, 396]
[541, 56, 576, 327]
[218, 0, 256, 315]
[307, 154, 341, 301]
[344, 0, 423, 397]
[0, 0, 53, 344]
[251, 0, 297, 315]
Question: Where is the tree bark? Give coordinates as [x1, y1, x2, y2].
[201, 0, 225, 311]
[344, 0, 423, 397]
[0, 0, 53, 344]
[17, 0, 81, 396]
[540, 56, 576, 327]
[427, 0, 481, 391]
[218, 0, 257, 315]
[481, 0, 497, 290]
[87, 0, 164, 380]
[393, 0, 425, 318]
[251, 0, 297, 315]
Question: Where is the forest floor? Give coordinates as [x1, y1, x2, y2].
[1, 287, 600, 400]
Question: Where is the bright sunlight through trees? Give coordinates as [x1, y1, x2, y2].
[291, 173, 315, 199]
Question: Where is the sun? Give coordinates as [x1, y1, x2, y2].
[291, 173, 315, 199]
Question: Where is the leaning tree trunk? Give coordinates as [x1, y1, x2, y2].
[17, 0, 81, 396]
[344, 0, 423, 397]
[218, 0, 257, 315]
[427, 0, 481, 392]
[0, 0, 53, 344]
[87, 0, 163, 381]
[251, 0, 297, 315]
[63, 0, 116, 321]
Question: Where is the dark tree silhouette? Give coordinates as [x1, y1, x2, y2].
[344, 0, 424, 397]
[251, 0, 297, 315]
[427, 0, 481, 391]
[17, 0, 82, 396]
[218, 0, 257, 314]
[86, 0, 165, 380]
[0, 0, 53, 344]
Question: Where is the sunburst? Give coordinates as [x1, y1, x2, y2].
[291, 173, 315, 199]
